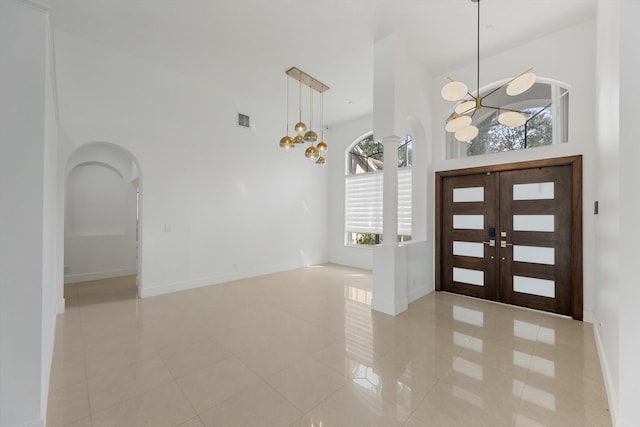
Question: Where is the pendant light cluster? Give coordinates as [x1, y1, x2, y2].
[441, 0, 537, 142]
[279, 67, 329, 165]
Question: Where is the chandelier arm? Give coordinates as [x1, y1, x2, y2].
[506, 67, 535, 86]
[482, 104, 528, 114]
[480, 85, 504, 100]
[525, 102, 552, 123]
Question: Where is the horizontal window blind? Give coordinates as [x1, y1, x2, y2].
[398, 168, 412, 236]
[345, 168, 412, 236]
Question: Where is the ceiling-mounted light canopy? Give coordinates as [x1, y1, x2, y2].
[279, 67, 330, 164]
[441, 0, 536, 140]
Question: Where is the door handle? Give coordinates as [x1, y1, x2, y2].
[483, 240, 495, 247]
[500, 240, 513, 248]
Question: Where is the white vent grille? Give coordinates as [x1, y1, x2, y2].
[238, 113, 250, 128]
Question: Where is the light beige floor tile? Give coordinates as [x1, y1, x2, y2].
[296, 382, 407, 427]
[235, 335, 313, 378]
[267, 356, 347, 412]
[63, 416, 93, 427]
[47, 381, 91, 427]
[49, 266, 611, 427]
[176, 356, 261, 413]
[158, 336, 233, 379]
[178, 417, 206, 427]
[411, 373, 520, 427]
[199, 381, 302, 427]
[49, 353, 87, 391]
[91, 381, 195, 427]
[84, 336, 157, 379]
[515, 400, 612, 427]
[402, 417, 430, 427]
[87, 355, 173, 413]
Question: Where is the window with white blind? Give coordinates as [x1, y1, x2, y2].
[345, 133, 412, 246]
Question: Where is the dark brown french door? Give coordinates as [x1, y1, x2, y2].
[436, 157, 583, 319]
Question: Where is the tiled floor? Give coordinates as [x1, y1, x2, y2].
[48, 264, 611, 427]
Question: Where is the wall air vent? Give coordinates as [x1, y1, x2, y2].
[238, 113, 250, 128]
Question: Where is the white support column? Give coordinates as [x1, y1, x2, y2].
[372, 135, 408, 316]
[381, 136, 400, 245]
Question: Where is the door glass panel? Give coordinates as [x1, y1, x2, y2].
[513, 275, 555, 298]
[453, 241, 484, 258]
[513, 182, 554, 200]
[453, 215, 484, 230]
[453, 267, 484, 286]
[453, 187, 484, 203]
[513, 215, 554, 232]
[513, 245, 555, 265]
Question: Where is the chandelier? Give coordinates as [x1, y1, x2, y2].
[441, 0, 537, 142]
[279, 67, 329, 165]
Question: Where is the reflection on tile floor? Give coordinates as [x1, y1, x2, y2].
[48, 264, 611, 427]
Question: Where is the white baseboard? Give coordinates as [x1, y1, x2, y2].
[583, 309, 594, 323]
[408, 285, 433, 303]
[593, 317, 617, 427]
[371, 297, 409, 316]
[138, 262, 318, 298]
[64, 268, 137, 284]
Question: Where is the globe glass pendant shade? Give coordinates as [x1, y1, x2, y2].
[455, 100, 476, 115]
[305, 145, 320, 160]
[455, 124, 479, 142]
[441, 81, 468, 102]
[304, 130, 318, 143]
[316, 156, 326, 166]
[280, 135, 294, 151]
[294, 122, 307, 134]
[445, 115, 472, 133]
[498, 111, 526, 128]
[317, 141, 328, 153]
[506, 72, 536, 96]
[294, 134, 305, 144]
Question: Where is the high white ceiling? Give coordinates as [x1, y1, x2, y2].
[49, 0, 596, 127]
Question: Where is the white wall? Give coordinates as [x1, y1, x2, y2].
[594, 0, 620, 421]
[594, 1, 640, 426]
[431, 20, 597, 320]
[616, 3, 640, 425]
[0, 1, 58, 426]
[54, 30, 329, 297]
[64, 144, 138, 283]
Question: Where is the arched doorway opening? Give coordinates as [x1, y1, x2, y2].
[63, 142, 143, 305]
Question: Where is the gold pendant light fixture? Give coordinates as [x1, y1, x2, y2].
[279, 67, 329, 165]
[442, 0, 537, 142]
[279, 77, 295, 151]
